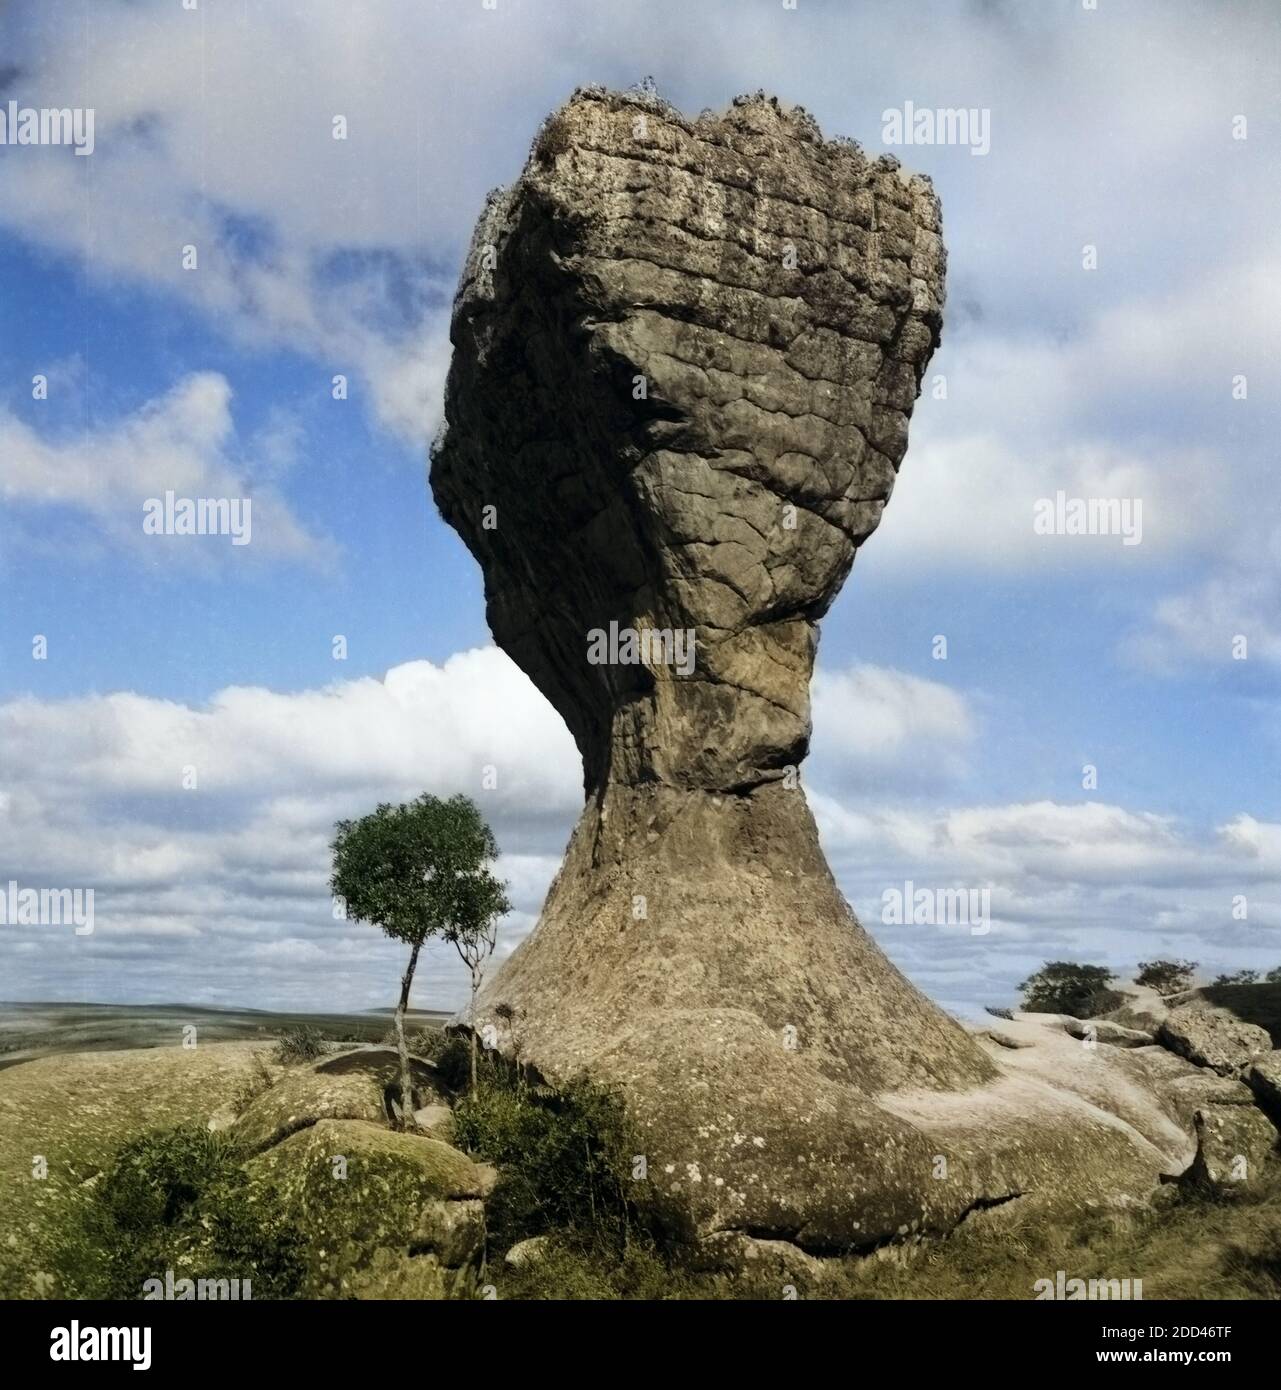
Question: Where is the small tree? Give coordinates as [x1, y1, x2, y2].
[331, 794, 508, 1128]
[1213, 968, 1259, 986]
[448, 914, 501, 1093]
[1019, 961, 1123, 1019]
[1266, 967, 1281, 985]
[1135, 958, 1197, 996]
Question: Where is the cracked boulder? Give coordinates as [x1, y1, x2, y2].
[1247, 1051, 1281, 1125]
[430, 88, 1205, 1251]
[243, 1118, 488, 1298]
[1158, 999, 1273, 1076]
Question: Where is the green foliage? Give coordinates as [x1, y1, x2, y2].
[421, 1029, 474, 1093]
[273, 1025, 328, 1065]
[1267, 967, 1281, 985]
[231, 1052, 279, 1115]
[1019, 961, 1124, 1018]
[1213, 969, 1259, 986]
[55, 1125, 305, 1299]
[330, 793, 509, 951]
[1136, 958, 1197, 995]
[452, 1057, 640, 1254]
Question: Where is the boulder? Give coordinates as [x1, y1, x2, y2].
[413, 1104, 456, 1143]
[695, 1230, 826, 1287]
[315, 1047, 448, 1110]
[1179, 1105, 1277, 1190]
[232, 1060, 386, 1154]
[504, 1235, 551, 1270]
[1158, 1001, 1272, 1076]
[1246, 1051, 1281, 1124]
[243, 1118, 488, 1296]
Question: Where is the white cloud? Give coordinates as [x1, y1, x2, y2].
[4, 0, 1277, 455]
[809, 794, 1281, 1016]
[1, 645, 1277, 1013]
[811, 663, 974, 780]
[0, 372, 326, 564]
[0, 646, 580, 1010]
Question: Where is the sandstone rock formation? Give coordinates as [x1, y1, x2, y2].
[430, 89, 1277, 1252]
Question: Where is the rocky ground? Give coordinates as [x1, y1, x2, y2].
[0, 983, 1277, 1299]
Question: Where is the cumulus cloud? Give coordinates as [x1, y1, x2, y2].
[810, 794, 1281, 1017]
[0, 372, 327, 564]
[0, 647, 581, 1010]
[811, 663, 975, 782]
[4, 0, 1277, 456]
[1, 646, 1276, 1015]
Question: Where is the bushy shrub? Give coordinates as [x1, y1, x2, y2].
[1019, 961, 1124, 1018]
[273, 1025, 328, 1065]
[56, 1125, 305, 1299]
[451, 1060, 640, 1254]
[1136, 958, 1197, 995]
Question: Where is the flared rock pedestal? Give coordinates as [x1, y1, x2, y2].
[431, 89, 1219, 1253]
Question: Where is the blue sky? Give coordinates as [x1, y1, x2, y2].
[1, 0, 1279, 1018]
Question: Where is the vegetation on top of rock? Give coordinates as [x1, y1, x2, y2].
[1018, 961, 1125, 1018]
[451, 1052, 644, 1257]
[273, 1024, 329, 1065]
[1215, 969, 1260, 986]
[1136, 959, 1198, 996]
[53, 1124, 305, 1300]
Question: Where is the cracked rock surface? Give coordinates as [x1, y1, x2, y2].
[429, 90, 1257, 1251]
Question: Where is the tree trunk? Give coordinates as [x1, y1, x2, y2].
[394, 940, 422, 1129]
[469, 965, 481, 1093]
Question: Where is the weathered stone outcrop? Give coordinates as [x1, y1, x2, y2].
[429, 89, 1270, 1252]
[1179, 1105, 1277, 1191]
[1158, 999, 1273, 1077]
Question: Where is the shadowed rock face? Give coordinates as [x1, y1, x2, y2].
[431, 90, 1189, 1251]
[434, 88, 944, 797]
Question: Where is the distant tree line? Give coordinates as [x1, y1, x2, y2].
[1014, 958, 1281, 1018]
